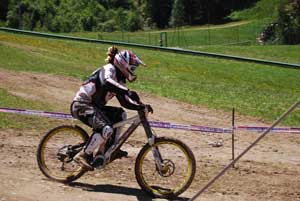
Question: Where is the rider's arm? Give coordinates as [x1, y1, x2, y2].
[99, 65, 129, 95]
[116, 93, 145, 110]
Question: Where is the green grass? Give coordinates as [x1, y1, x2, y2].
[0, 112, 67, 130]
[0, 88, 49, 109]
[0, 88, 65, 129]
[0, 31, 300, 128]
[191, 45, 300, 64]
[0, 34, 105, 79]
[230, 0, 281, 20]
[65, 20, 268, 47]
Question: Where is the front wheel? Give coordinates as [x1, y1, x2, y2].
[37, 125, 89, 183]
[135, 137, 196, 198]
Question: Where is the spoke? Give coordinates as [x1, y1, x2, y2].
[40, 127, 86, 180]
[140, 142, 191, 194]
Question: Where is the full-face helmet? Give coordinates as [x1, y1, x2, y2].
[114, 50, 145, 82]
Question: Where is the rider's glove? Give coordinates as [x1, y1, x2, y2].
[144, 104, 154, 114]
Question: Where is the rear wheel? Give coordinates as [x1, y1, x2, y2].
[37, 125, 89, 183]
[135, 137, 196, 198]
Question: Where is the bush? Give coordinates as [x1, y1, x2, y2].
[0, 20, 6, 27]
[126, 11, 142, 31]
[276, 0, 300, 44]
[100, 20, 116, 32]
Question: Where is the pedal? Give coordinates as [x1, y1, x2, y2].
[110, 149, 128, 162]
[115, 149, 128, 159]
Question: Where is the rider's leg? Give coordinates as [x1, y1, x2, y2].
[115, 110, 127, 142]
[101, 108, 129, 158]
[72, 103, 113, 170]
[114, 110, 128, 158]
[74, 132, 102, 171]
[74, 125, 113, 170]
[86, 125, 113, 155]
[98, 106, 127, 144]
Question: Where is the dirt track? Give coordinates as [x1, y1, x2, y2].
[0, 69, 299, 201]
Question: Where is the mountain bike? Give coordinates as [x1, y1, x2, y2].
[36, 108, 196, 198]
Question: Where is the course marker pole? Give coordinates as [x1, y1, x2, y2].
[232, 108, 235, 168]
[189, 98, 300, 201]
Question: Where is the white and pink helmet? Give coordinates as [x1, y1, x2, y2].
[114, 50, 145, 82]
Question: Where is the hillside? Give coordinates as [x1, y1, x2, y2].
[0, 31, 299, 126]
[1, 1, 300, 200]
[1, 18, 300, 201]
[0, 36, 300, 201]
[230, 0, 281, 20]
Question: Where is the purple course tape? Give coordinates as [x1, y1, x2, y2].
[1, 107, 299, 134]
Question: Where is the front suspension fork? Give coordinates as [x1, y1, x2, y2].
[148, 135, 164, 172]
[140, 111, 164, 173]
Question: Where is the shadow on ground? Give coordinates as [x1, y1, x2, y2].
[69, 182, 189, 201]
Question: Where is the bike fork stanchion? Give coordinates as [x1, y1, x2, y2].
[152, 146, 164, 171]
[189, 98, 300, 201]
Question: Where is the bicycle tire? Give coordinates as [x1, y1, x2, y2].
[37, 125, 89, 183]
[135, 137, 196, 198]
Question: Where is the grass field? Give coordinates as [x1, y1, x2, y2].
[194, 45, 300, 64]
[0, 87, 62, 129]
[230, 0, 281, 20]
[0, 31, 299, 128]
[64, 0, 281, 48]
[66, 20, 267, 47]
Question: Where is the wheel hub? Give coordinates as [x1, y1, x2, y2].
[159, 159, 175, 177]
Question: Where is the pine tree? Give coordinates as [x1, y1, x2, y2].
[170, 0, 186, 27]
[142, 0, 173, 28]
[0, 0, 9, 21]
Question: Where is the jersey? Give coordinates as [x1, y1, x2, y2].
[73, 63, 144, 110]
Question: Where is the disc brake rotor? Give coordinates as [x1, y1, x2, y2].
[159, 159, 175, 177]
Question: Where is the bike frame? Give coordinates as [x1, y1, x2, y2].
[103, 110, 164, 171]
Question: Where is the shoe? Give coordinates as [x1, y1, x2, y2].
[110, 149, 128, 162]
[74, 150, 94, 171]
[115, 149, 128, 159]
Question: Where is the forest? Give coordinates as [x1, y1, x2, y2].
[0, 0, 299, 44]
[0, 0, 261, 32]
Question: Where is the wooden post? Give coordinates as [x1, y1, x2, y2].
[232, 108, 235, 168]
[189, 98, 300, 201]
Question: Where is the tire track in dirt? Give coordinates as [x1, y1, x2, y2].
[1, 69, 300, 201]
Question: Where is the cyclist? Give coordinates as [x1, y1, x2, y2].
[71, 46, 152, 171]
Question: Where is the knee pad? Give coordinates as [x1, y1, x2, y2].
[102, 125, 113, 139]
[84, 132, 104, 155]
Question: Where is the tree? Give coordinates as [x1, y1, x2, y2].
[170, 0, 186, 27]
[142, 0, 173, 28]
[6, 0, 19, 28]
[126, 10, 143, 31]
[114, 7, 128, 31]
[184, 0, 204, 25]
[4, 0, 261, 32]
[0, 0, 9, 21]
[141, 0, 154, 28]
[99, 0, 133, 9]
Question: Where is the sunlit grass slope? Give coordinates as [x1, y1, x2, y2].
[0, 31, 299, 127]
